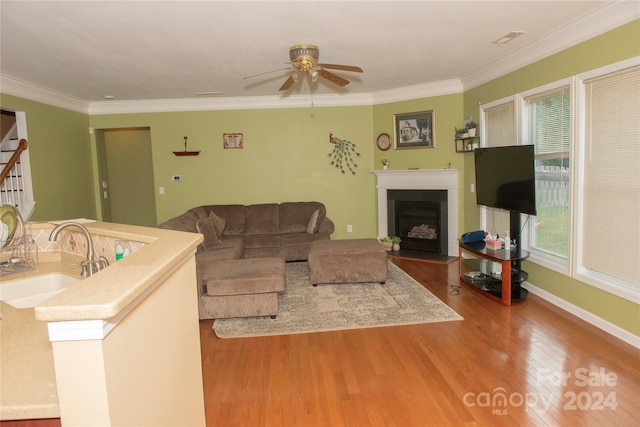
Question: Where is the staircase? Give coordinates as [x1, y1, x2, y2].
[0, 116, 35, 221]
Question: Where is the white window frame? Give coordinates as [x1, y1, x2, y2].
[573, 57, 640, 303]
[519, 77, 574, 276]
[478, 57, 639, 304]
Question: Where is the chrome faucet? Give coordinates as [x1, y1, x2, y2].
[49, 222, 109, 277]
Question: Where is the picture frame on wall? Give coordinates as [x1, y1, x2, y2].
[223, 133, 243, 149]
[394, 110, 435, 149]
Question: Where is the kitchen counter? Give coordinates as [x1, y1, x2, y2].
[0, 221, 203, 422]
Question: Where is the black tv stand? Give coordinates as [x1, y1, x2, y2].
[458, 240, 530, 306]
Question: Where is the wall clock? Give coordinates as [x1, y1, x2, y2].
[376, 133, 392, 151]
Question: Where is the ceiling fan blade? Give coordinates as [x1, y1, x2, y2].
[318, 63, 363, 73]
[318, 69, 350, 87]
[243, 66, 292, 80]
[279, 75, 295, 91]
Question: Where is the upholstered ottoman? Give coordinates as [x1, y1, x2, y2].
[199, 257, 286, 319]
[308, 238, 388, 286]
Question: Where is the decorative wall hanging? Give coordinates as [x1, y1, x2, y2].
[394, 110, 435, 149]
[173, 135, 200, 156]
[327, 132, 360, 175]
[223, 133, 244, 149]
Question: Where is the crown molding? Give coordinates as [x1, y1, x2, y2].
[462, 1, 640, 90]
[86, 80, 465, 115]
[87, 92, 374, 115]
[0, 74, 89, 114]
[371, 79, 463, 105]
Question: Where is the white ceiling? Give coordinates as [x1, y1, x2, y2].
[0, 1, 638, 108]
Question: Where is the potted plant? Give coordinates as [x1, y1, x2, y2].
[381, 157, 390, 170]
[391, 236, 402, 251]
[380, 236, 393, 251]
[455, 126, 467, 139]
[466, 120, 478, 137]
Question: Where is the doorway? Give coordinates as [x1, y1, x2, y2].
[97, 127, 157, 227]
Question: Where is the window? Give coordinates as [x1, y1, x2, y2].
[576, 65, 640, 299]
[522, 84, 571, 268]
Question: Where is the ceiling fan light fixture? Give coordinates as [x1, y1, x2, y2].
[291, 71, 300, 83]
[290, 44, 319, 71]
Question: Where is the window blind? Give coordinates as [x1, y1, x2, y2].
[523, 86, 571, 258]
[483, 101, 515, 235]
[582, 66, 640, 286]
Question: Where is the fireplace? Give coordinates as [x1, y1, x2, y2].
[372, 169, 459, 257]
[387, 190, 448, 255]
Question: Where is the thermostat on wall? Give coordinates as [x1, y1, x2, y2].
[172, 175, 181, 181]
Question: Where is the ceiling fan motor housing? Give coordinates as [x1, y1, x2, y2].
[289, 44, 319, 71]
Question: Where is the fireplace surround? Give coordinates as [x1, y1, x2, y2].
[372, 169, 460, 257]
[388, 190, 447, 255]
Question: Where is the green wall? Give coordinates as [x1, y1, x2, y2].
[372, 94, 466, 234]
[0, 94, 95, 221]
[462, 19, 640, 336]
[89, 106, 378, 239]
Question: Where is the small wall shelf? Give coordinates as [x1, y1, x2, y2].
[455, 137, 479, 153]
[173, 151, 200, 156]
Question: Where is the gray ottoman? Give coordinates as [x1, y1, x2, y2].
[199, 257, 286, 319]
[308, 238, 388, 286]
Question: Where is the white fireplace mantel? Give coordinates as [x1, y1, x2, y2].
[372, 169, 460, 257]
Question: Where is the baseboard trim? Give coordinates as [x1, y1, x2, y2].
[523, 282, 640, 349]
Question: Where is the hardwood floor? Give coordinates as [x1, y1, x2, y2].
[200, 258, 640, 427]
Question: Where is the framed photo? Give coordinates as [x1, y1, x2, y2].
[223, 133, 243, 149]
[394, 110, 435, 149]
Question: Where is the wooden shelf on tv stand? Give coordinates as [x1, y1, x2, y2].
[458, 240, 530, 306]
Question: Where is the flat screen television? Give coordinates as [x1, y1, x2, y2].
[474, 145, 537, 216]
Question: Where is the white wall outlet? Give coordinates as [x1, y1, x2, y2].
[159, 187, 165, 195]
[470, 183, 475, 193]
[347, 224, 353, 233]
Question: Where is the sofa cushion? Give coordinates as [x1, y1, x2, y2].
[279, 202, 326, 234]
[157, 211, 199, 233]
[195, 239, 244, 263]
[245, 203, 279, 235]
[195, 217, 221, 249]
[202, 258, 286, 296]
[205, 205, 246, 236]
[243, 234, 282, 249]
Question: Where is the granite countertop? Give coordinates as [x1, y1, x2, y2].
[0, 221, 202, 421]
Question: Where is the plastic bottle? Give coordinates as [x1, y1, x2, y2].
[115, 239, 124, 261]
[504, 231, 511, 251]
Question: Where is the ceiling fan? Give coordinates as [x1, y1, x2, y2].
[244, 44, 363, 91]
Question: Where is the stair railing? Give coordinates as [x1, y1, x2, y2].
[0, 138, 28, 205]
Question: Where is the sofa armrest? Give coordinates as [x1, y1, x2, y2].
[317, 217, 335, 235]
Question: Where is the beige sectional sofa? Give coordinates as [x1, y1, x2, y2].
[157, 201, 334, 319]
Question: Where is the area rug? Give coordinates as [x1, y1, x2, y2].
[213, 261, 463, 338]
